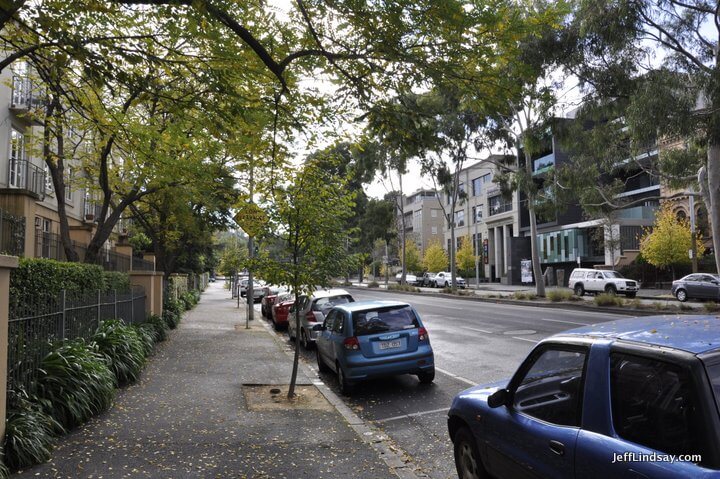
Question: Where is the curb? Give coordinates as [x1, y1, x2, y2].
[346, 285, 701, 317]
[251, 307, 427, 479]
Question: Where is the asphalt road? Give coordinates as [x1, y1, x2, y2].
[260, 290, 632, 479]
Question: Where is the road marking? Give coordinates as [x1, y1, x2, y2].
[462, 327, 493, 334]
[538, 318, 589, 326]
[436, 367, 478, 386]
[374, 407, 451, 424]
[512, 336, 538, 343]
[442, 306, 465, 310]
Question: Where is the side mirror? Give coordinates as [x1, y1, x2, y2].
[487, 389, 509, 409]
[312, 323, 325, 332]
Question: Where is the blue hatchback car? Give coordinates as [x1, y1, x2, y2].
[448, 315, 720, 479]
[314, 300, 435, 395]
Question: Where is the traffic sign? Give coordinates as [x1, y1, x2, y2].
[234, 203, 267, 238]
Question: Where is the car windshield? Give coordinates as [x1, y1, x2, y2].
[352, 305, 420, 336]
[604, 271, 624, 279]
[705, 362, 720, 412]
[312, 295, 354, 313]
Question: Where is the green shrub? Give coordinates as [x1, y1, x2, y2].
[144, 314, 168, 342]
[367, 281, 379, 288]
[704, 302, 720, 313]
[103, 271, 130, 292]
[626, 298, 642, 308]
[163, 297, 184, 328]
[179, 291, 199, 310]
[92, 320, 146, 386]
[4, 390, 58, 471]
[389, 284, 421, 293]
[513, 292, 537, 300]
[9, 258, 106, 313]
[679, 303, 694, 311]
[35, 339, 115, 431]
[133, 323, 156, 357]
[546, 289, 574, 302]
[594, 293, 624, 307]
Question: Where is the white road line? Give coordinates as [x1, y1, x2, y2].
[442, 306, 465, 310]
[436, 367, 478, 386]
[512, 336, 538, 343]
[374, 407, 451, 424]
[462, 326, 493, 334]
[538, 318, 589, 326]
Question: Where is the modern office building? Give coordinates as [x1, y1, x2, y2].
[396, 189, 445, 257]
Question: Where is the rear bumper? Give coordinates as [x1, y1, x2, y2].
[343, 351, 435, 380]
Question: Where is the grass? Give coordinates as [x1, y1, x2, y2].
[367, 281, 379, 288]
[546, 289, 575, 302]
[704, 302, 720, 313]
[512, 291, 537, 300]
[594, 293, 624, 307]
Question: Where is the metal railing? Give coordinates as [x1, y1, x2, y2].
[8, 157, 46, 198]
[11, 75, 33, 109]
[8, 285, 147, 391]
[0, 208, 25, 256]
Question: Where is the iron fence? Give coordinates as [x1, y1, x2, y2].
[8, 285, 146, 392]
[0, 209, 25, 256]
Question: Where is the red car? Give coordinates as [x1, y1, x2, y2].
[261, 287, 290, 318]
[271, 296, 295, 331]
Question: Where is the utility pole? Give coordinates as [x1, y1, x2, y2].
[247, 166, 255, 327]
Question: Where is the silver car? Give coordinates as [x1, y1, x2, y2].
[288, 289, 354, 349]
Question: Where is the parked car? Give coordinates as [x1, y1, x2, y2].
[434, 271, 466, 288]
[568, 268, 638, 297]
[242, 279, 266, 303]
[421, 272, 437, 287]
[448, 315, 720, 479]
[271, 295, 295, 331]
[314, 300, 435, 395]
[288, 289, 355, 349]
[395, 272, 419, 285]
[672, 273, 720, 302]
[261, 286, 290, 318]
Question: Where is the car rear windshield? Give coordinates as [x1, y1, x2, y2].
[352, 306, 420, 336]
[705, 362, 720, 413]
[312, 295, 354, 313]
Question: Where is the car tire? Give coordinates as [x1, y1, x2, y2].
[316, 349, 331, 373]
[288, 327, 296, 342]
[676, 289, 688, 302]
[337, 363, 353, 396]
[605, 285, 617, 296]
[417, 368, 435, 384]
[301, 329, 313, 350]
[625, 292, 637, 298]
[574, 284, 585, 296]
[444, 281, 449, 288]
[453, 426, 489, 479]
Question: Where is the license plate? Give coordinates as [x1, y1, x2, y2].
[379, 340, 401, 350]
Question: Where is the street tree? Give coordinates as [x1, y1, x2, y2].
[256, 156, 356, 399]
[640, 203, 705, 279]
[423, 241, 449, 273]
[403, 239, 422, 274]
[456, 236, 477, 277]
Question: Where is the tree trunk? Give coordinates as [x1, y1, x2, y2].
[706, 145, 720, 275]
[84, 205, 126, 263]
[399, 173, 406, 284]
[450, 222, 456, 290]
[288, 289, 301, 399]
[525, 151, 545, 297]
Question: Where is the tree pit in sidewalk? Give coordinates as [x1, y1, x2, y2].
[242, 384, 334, 411]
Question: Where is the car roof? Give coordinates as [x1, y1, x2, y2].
[558, 315, 720, 355]
[310, 288, 351, 299]
[333, 300, 411, 313]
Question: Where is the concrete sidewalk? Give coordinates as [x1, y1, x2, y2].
[15, 283, 404, 479]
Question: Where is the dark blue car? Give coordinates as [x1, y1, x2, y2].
[448, 315, 720, 478]
[315, 300, 435, 395]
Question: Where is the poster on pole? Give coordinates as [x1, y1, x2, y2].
[521, 260, 533, 283]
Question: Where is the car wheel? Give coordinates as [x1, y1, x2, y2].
[625, 292, 636, 298]
[676, 289, 688, 302]
[316, 349, 331, 373]
[605, 285, 617, 296]
[337, 363, 353, 396]
[444, 281, 449, 288]
[288, 327, 296, 342]
[574, 284, 585, 296]
[301, 329, 313, 350]
[417, 368, 435, 384]
[454, 426, 489, 479]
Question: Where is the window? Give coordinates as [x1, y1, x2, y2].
[9, 129, 25, 187]
[550, 236, 555, 254]
[312, 295, 354, 315]
[610, 353, 706, 458]
[471, 173, 492, 196]
[455, 210, 465, 227]
[43, 165, 54, 194]
[352, 305, 419, 336]
[472, 205, 483, 224]
[431, 226, 437, 235]
[431, 209, 438, 218]
[488, 195, 512, 216]
[512, 347, 587, 426]
[65, 167, 74, 202]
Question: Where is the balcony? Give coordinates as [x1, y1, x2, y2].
[11, 75, 45, 124]
[616, 205, 657, 220]
[8, 158, 46, 199]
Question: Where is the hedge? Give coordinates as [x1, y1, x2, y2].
[103, 271, 131, 292]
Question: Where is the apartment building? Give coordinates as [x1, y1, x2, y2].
[396, 189, 445, 257]
[443, 155, 524, 284]
[0, 61, 140, 270]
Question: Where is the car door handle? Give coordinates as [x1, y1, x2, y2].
[548, 440, 565, 456]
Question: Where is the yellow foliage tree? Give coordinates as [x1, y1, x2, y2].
[640, 203, 705, 276]
[423, 240, 449, 272]
[455, 236, 476, 275]
[404, 239, 422, 273]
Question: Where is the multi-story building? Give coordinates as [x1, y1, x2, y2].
[396, 189, 444, 257]
[444, 155, 524, 284]
[0, 61, 142, 271]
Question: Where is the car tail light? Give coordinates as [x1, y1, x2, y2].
[306, 310, 317, 322]
[418, 327, 428, 342]
[343, 337, 360, 350]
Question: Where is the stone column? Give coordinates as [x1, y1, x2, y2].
[503, 224, 511, 277]
[0, 255, 19, 441]
[129, 271, 165, 316]
[494, 226, 502, 279]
